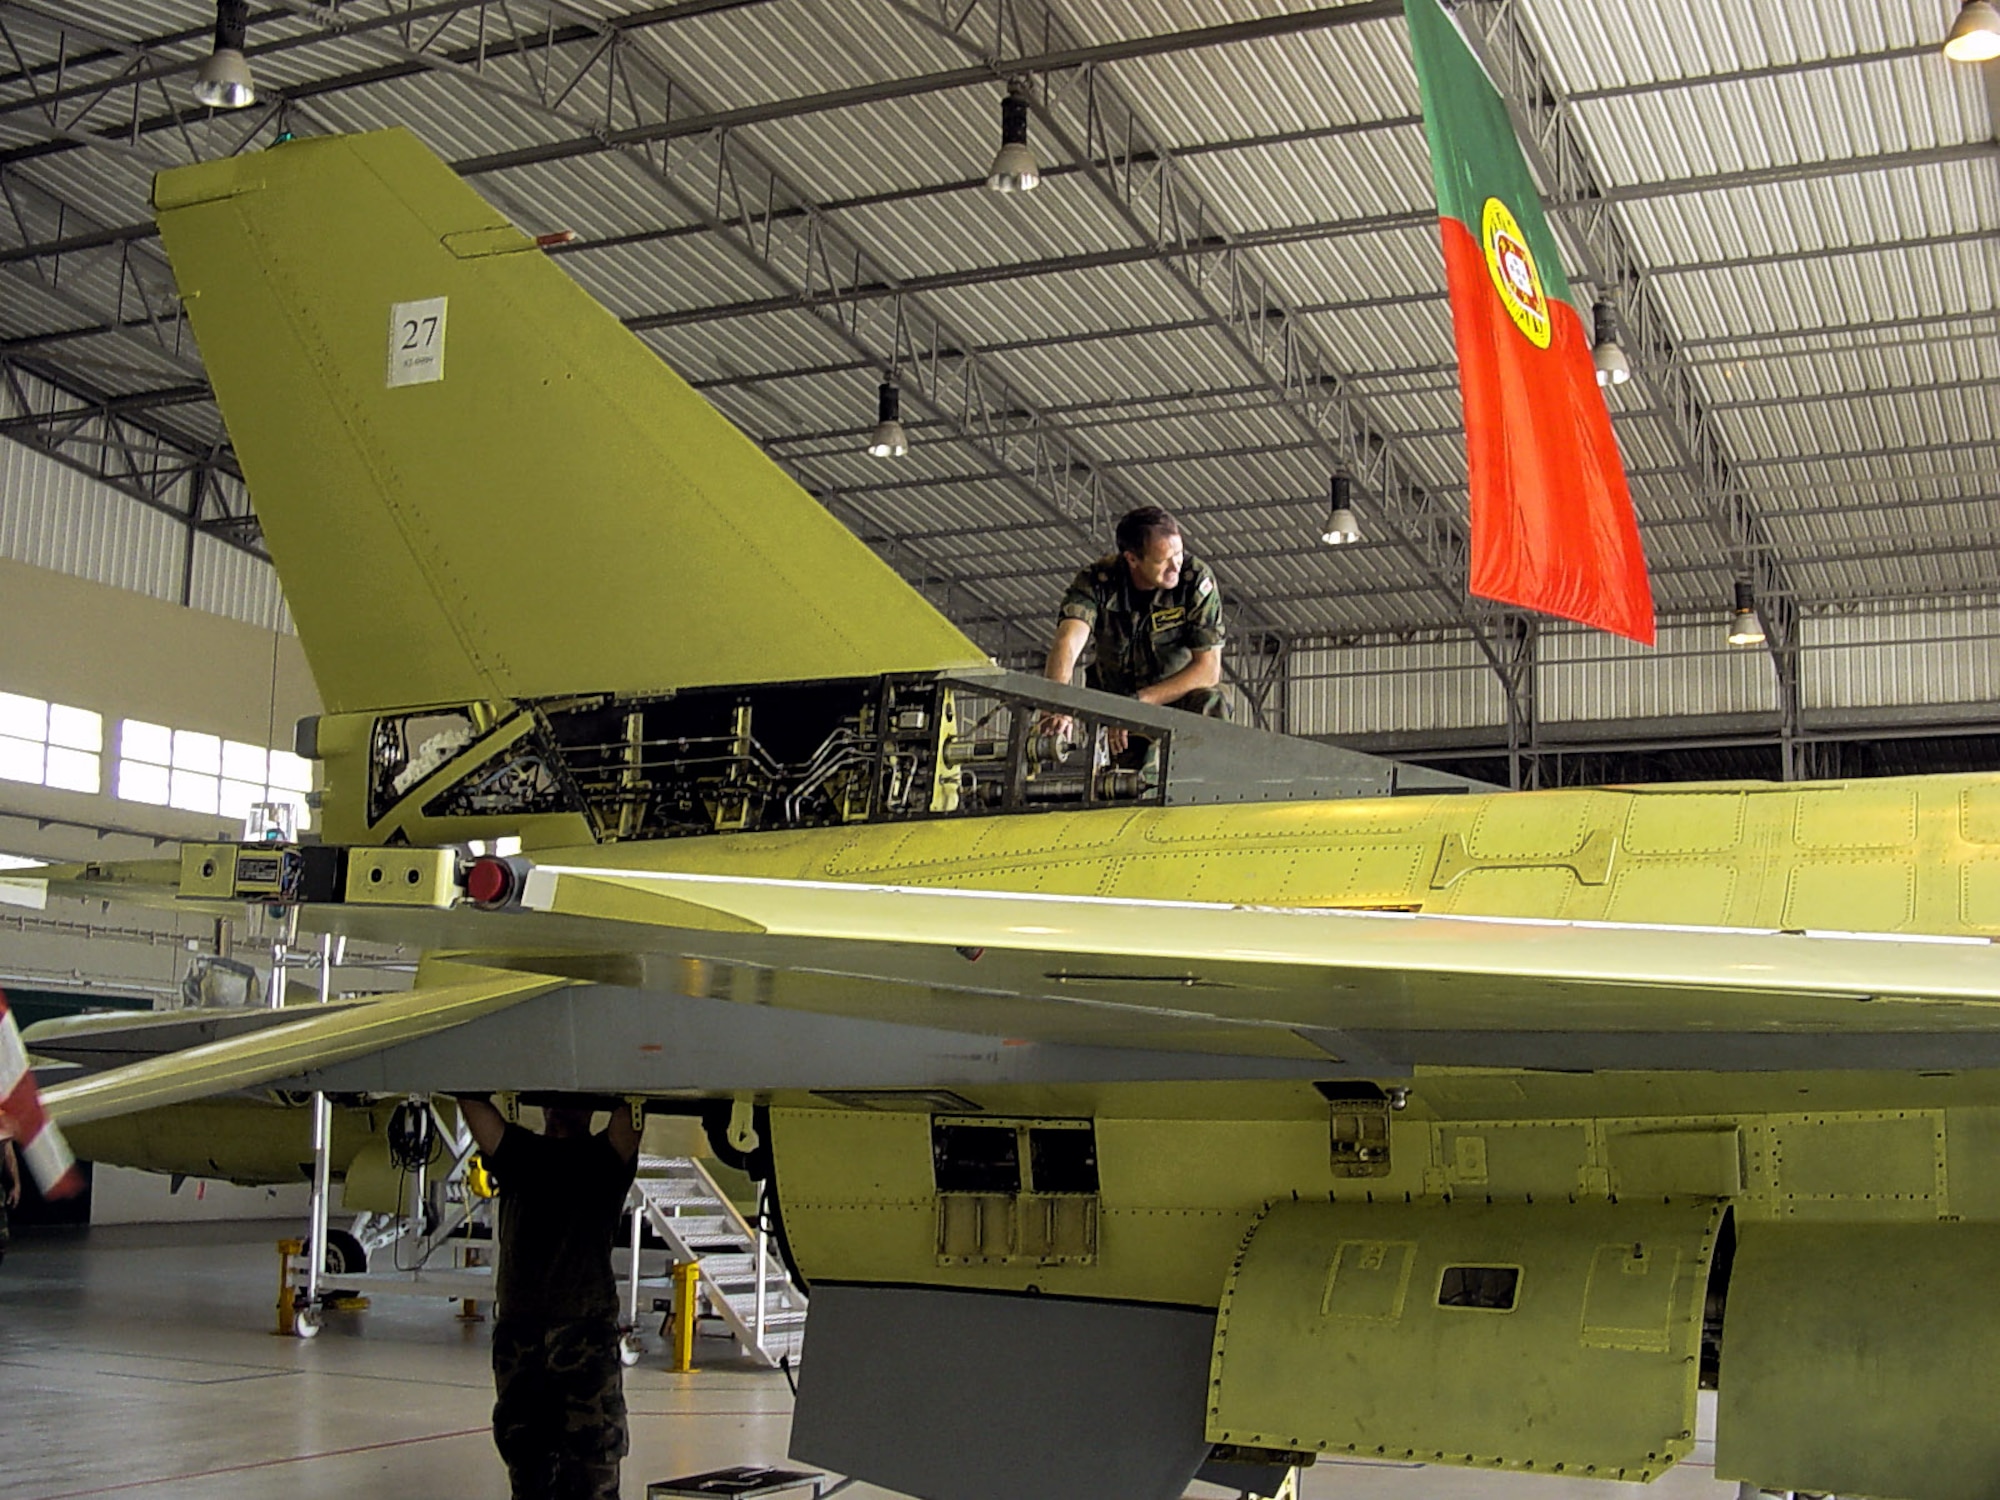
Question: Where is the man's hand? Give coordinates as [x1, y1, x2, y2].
[1106, 727, 1129, 755]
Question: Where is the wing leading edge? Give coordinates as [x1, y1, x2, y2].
[41, 965, 566, 1127]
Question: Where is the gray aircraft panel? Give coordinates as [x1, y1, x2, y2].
[283, 983, 1348, 1096]
[790, 1283, 1216, 1500]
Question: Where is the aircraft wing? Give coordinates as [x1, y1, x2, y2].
[33, 857, 2000, 1116]
[40, 966, 565, 1127]
[514, 862, 2000, 1050]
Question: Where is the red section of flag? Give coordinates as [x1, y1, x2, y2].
[1441, 221, 1655, 644]
[0, 989, 84, 1200]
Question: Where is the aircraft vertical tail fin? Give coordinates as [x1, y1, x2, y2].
[153, 129, 987, 714]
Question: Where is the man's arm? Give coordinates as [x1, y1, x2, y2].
[1043, 616, 1091, 687]
[606, 1099, 642, 1163]
[1134, 647, 1222, 705]
[1, 1139, 17, 1207]
[455, 1095, 506, 1156]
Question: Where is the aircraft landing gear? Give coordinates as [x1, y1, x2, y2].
[317, 1228, 367, 1277]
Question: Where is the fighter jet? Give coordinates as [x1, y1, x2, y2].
[29, 128, 2000, 1500]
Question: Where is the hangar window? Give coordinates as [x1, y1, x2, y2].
[0, 692, 100, 794]
[116, 718, 312, 827]
[1438, 1264, 1521, 1311]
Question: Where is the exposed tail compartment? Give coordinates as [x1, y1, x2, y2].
[152, 129, 986, 715]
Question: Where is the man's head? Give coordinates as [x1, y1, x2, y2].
[543, 1105, 594, 1139]
[1116, 505, 1183, 591]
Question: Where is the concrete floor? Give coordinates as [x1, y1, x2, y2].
[0, 1224, 1740, 1500]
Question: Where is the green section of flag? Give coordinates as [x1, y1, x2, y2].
[1404, 0, 1573, 307]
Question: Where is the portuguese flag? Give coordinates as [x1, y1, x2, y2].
[1404, 0, 1655, 644]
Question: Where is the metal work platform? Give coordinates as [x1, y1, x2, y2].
[631, 1156, 808, 1368]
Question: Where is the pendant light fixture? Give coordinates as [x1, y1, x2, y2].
[1320, 474, 1360, 546]
[987, 83, 1041, 193]
[1592, 298, 1632, 387]
[192, 0, 256, 109]
[1945, 1, 2000, 62]
[867, 381, 909, 458]
[1726, 579, 1766, 647]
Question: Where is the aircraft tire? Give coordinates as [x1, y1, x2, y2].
[318, 1229, 368, 1276]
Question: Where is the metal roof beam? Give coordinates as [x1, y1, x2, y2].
[1682, 309, 2000, 352]
[443, 1, 1403, 176]
[0, 1, 769, 160]
[1564, 41, 1935, 106]
[0, 161, 202, 381]
[0, 379, 209, 434]
[0, 354, 260, 562]
[0, 4, 314, 172]
[0, 130, 1974, 307]
[840, 478, 2000, 556]
[1703, 375, 2000, 414]
[12, 200, 1987, 371]
[0, 166, 256, 561]
[1646, 493, 2000, 527]
[1724, 438, 2000, 470]
[621, 209, 1432, 331]
[11, 108, 1947, 262]
[0, 1, 1405, 174]
[1594, 140, 2000, 204]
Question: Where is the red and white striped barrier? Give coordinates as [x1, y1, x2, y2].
[0, 989, 83, 1199]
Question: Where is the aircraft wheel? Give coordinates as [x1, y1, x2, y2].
[319, 1229, 367, 1276]
[618, 1333, 643, 1367]
[295, 1308, 322, 1339]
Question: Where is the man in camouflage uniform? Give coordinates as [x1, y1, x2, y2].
[458, 1095, 641, 1500]
[1044, 506, 1226, 746]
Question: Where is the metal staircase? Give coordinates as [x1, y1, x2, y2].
[632, 1156, 808, 1368]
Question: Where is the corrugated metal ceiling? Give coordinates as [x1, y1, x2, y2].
[0, 0, 1994, 652]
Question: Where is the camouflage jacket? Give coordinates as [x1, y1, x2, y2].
[1058, 553, 1224, 696]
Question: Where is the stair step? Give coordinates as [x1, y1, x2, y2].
[732, 1313, 808, 1331]
[638, 1185, 722, 1208]
[650, 1225, 741, 1244]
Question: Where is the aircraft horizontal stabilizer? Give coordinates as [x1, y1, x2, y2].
[152, 130, 988, 713]
[41, 966, 564, 1127]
